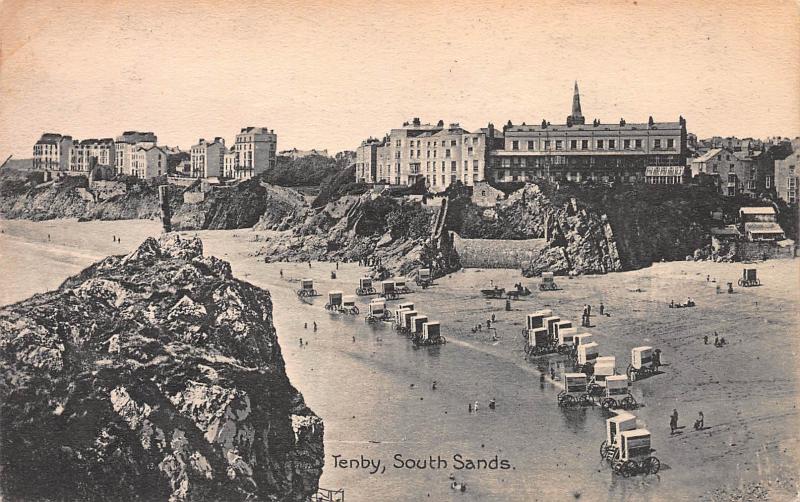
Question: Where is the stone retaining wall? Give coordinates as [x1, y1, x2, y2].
[452, 232, 547, 268]
[737, 241, 796, 261]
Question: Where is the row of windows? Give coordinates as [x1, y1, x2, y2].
[510, 138, 675, 151]
[399, 137, 481, 148]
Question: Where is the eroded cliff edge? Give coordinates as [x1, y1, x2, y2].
[0, 234, 323, 501]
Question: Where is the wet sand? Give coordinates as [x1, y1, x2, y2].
[1, 220, 798, 501]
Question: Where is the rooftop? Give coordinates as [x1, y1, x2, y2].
[739, 207, 776, 215]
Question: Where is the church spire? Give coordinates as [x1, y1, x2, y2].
[568, 81, 585, 126]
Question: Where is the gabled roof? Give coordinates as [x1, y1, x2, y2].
[739, 207, 776, 215]
[693, 149, 723, 163]
[744, 222, 784, 234]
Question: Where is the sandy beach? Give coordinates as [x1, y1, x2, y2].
[1, 219, 798, 501]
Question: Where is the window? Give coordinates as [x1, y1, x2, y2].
[597, 140, 604, 149]
[555, 140, 563, 150]
[635, 139, 642, 149]
[527, 140, 535, 150]
[451, 140, 457, 146]
[433, 150, 437, 158]
[570, 140, 577, 149]
[667, 139, 674, 148]
[468, 147, 474, 155]
[451, 161, 456, 171]
[445, 149, 451, 158]
[624, 139, 631, 149]
[512, 140, 519, 150]
[473, 160, 479, 170]
[544, 140, 551, 150]
[417, 150, 420, 157]
[654, 139, 662, 149]
[582, 140, 589, 150]
[609, 140, 616, 150]
[396, 140, 401, 147]
[427, 150, 430, 158]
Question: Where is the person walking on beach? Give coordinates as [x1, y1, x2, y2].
[308, 261, 312, 269]
[304, 322, 307, 329]
[313, 321, 317, 332]
[336, 261, 339, 270]
[280, 269, 283, 279]
[432, 381, 437, 390]
[474, 401, 479, 412]
[468, 403, 472, 413]
[47, 234, 51, 242]
[299, 338, 303, 346]
[703, 334, 708, 345]
[599, 302, 604, 316]
[352, 336, 355, 343]
[670, 408, 679, 434]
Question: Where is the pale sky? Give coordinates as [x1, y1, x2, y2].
[1, 0, 798, 159]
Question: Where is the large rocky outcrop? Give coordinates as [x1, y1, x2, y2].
[256, 192, 450, 278]
[509, 186, 623, 276]
[172, 180, 308, 231]
[0, 172, 308, 232]
[0, 235, 323, 501]
[447, 184, 622, 276]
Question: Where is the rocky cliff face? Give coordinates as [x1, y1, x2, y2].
[510, 185, 623, 276]
[172, 180, 308, 231]
[0, 173, 307, 232]
[0, 235, 323, 501]
[447, 184, 622, 276]
[256, 192, 446, 278]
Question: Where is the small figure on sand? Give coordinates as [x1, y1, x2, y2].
[491, 313, 496, 322]
[47, 234, 51, 241]
[474, 401, 479, 412]
[599, 302, 605, 316]
[308, 261, 312, 269]
[299, 338, 303, 346]
[489, 398, 496, 410]
[352, 336, 355, 343]
[280, 269, 283, 278]
[336, 261, 339, 270]
[468, 403, 472, 413]
[313, 321, 317, 332]
[670, 408, 679, 434]
[694, 411, 704, 430]
[703, 334, 708, 345]
[304, 322, 307, 329]
[432, 381, 437, 390]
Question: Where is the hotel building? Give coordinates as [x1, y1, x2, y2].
[228, 127, 277, 180]
[355, 118, 488, 190]
[190, 137, 226, 178]
[115, 131, 157, 176]
[488, 83, 687, 183]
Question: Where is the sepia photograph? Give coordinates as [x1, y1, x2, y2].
[0, 0, 799, 500]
